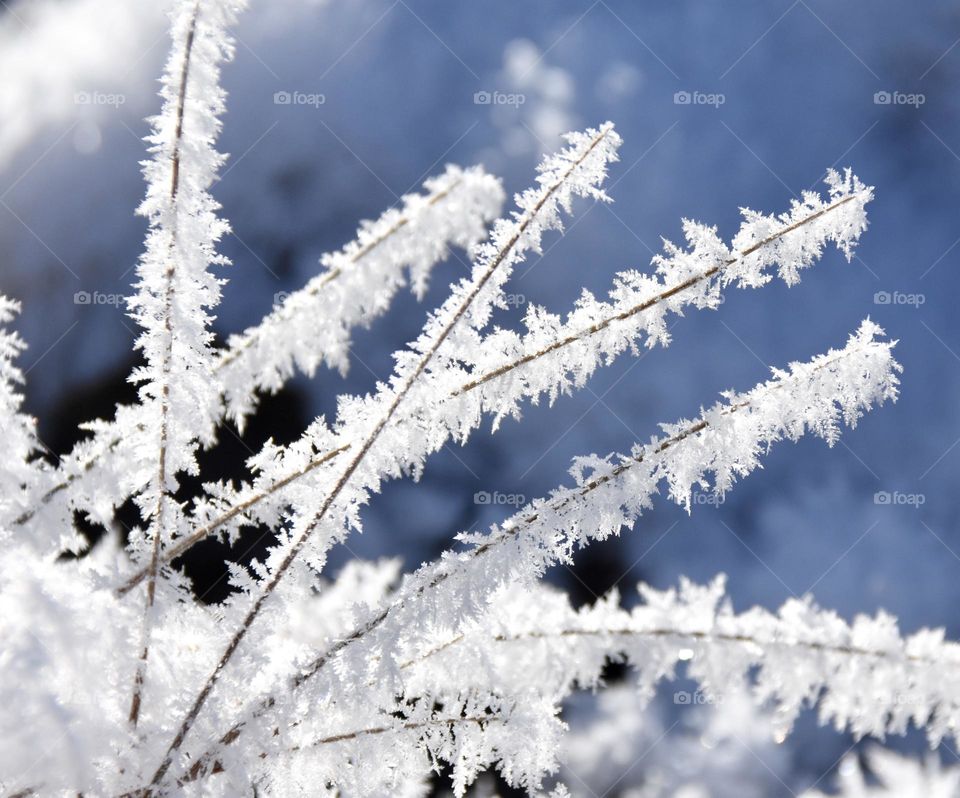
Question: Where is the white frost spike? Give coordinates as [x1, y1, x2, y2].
[451, 122, 621, 335]
[126, 0, 245, 497]
[730, 168, 871, 287]
[219, 164, 504, 426]
[649, 318, 900, 511]
[496, 318, 900, 552]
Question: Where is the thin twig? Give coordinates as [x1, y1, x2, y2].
[148, 714, 497, 793]
[309, 714, 489, 746]
[404, 624, 956, 673]
[115, 445, 350, 596]
[454, 193, 858, 396]
[127, 0, 201, 729]
[216, 178, 463, 371]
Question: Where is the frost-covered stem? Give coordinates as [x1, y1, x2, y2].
[301, 714, 494, 748]
[290, 413, 730, 687]
[217, 163, 503, 423]
[115, 444, 351, 596]
[294, 335, 891, 686]
[454, 192, 859, 395]
[128, 0, 201, 729]
[159, 714, 502, 793]
[216, 180, 461, 371]
[19, 165, 500, 537]
[115, 186, 863, 595]
[145, 125, 618, 790]
[414, 626, 948, 672]
[0, 297, 39, 532]
[13, 481, 67, 527]
[216, 177, 465, 377]
[180, 330, 892, 781]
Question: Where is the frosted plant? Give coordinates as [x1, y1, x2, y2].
[557, 683, 790, 797]
[0, 298, 38, 534]
[800, 747, 960, 797]
[0, 1, 951, 796]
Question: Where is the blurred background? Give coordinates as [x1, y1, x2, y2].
[1, 0, 958, 794]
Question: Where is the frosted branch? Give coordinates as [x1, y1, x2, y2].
[219, 164, 504, 426]
[180, 321, 897, 783]
[115, 167, 870, 592]
[142, 123, 622, 791]
[18, 166, 502, 541]
[124, 0, 244, 728]
[0, 297, 40, 538]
